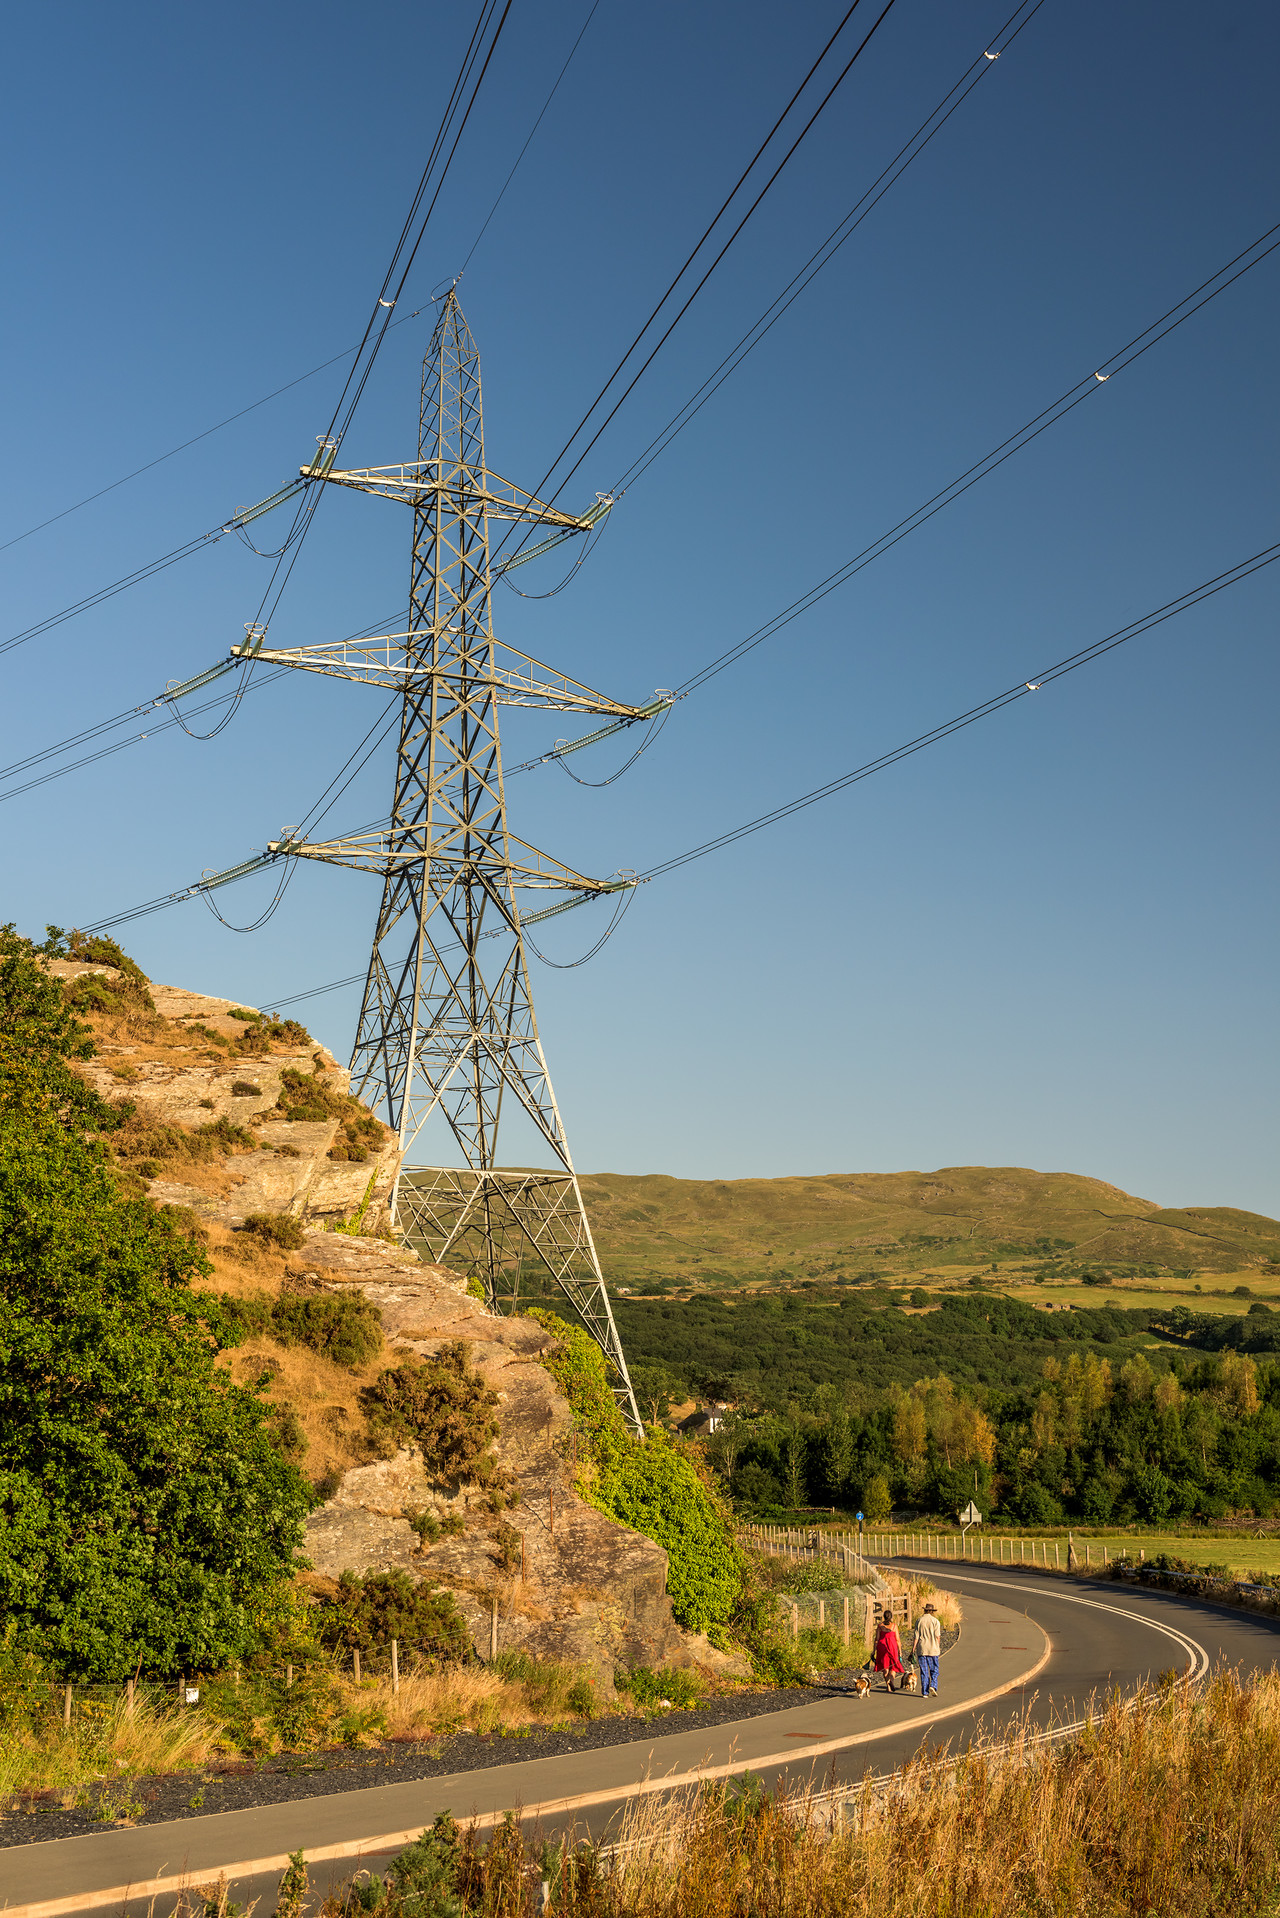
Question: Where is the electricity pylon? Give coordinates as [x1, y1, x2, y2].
[244, 295, 652, 1430]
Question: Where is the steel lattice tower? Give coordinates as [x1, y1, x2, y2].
[246, 296, 646, 1429]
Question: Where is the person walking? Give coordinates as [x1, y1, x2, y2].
[871, 1610, 905, 1693]
[914, 1601, 941, 1696]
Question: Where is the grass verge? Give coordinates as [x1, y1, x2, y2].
[291, 1669, 1280, 1917]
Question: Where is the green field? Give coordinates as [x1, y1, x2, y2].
[861, 1526, 1280, 1579]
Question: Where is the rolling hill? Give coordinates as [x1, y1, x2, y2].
[575, 1166, 1280, 1289]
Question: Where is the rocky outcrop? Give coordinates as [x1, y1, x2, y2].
[58, 958, 741, 1683]
[56, 963, 400, 1231]
[297, 1232, 745, 1685]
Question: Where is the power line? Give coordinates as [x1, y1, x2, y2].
[1, 3, 599, 562]
[79, 538, 1279, 943]
[0, 4, 512, 671]
[490, 0, 899, 570]
[239, 0, 518, 648]
[676, 217, 1280, 698]
[460, 0, 603, 274]
[10, 216, 1277, 807]
[639, 539, 1280, 880]
[609, 0, 1048, 496]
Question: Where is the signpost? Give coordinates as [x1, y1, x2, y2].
[959, 1500, 982, 1534]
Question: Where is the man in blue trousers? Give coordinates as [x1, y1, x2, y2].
[914, 1601, 941, 1696]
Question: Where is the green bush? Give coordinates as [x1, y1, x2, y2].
[361, 1342, 501, 1484]
[335, 1811, 465, 1918]
[0, 928, 310, 1678]
[616, 1663, 704, 1710]
[529, 1311, 741, 1633]
[274, 1293, 382, 1365]
[315, 1571, 472, 1662]
[242, 1213, 307, 1251]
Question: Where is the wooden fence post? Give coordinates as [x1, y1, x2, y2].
[286, 1664, 294, 1689]
[843, 1595, 850, 1648]
[819, 1599, 825, 1630]
[353, 1649, 361, 1683]
[1055, 1542, 1061, 1569]
[63, 1684, 72, 1728]
[791, 1604, 799, 1640]
[125, 1679, 135, 1718]
[391, 1640, 399, 1696]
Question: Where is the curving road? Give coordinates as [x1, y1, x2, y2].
[8, 1566, 1277, 1918]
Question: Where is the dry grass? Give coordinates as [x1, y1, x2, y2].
[601, 1672, 1280, 1917]
[304, 1669, 1280, 1918]
[882, 1570, 963, 1634]
[0, 1657, 617, 1806]
[0, 1692, 219, 1812]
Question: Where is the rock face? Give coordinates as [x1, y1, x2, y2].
[297, 1233, 742, 1685]
[57, 963, 400, 1231]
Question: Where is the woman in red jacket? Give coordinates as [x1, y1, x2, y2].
[871, 1610, 905, 1693]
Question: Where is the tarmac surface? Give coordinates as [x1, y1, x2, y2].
[7, 1560, 1278, 1918]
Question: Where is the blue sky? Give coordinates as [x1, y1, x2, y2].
[2, 0, 1276, 1212]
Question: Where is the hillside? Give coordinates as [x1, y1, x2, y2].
[575, 1167, 1280, 1288]
[44, 942, 737, 1683]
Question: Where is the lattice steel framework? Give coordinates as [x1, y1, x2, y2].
[258, 295, 644, 1430]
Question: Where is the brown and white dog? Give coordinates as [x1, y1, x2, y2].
[898, 1666, 919, 1693]
[852, 1671, 871, 1697]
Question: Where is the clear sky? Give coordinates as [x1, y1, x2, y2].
[2, 1, 1276, 1213]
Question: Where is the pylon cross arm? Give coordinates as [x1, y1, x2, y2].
[305, 459, 599, 533]
[229, 635, 649, 717]
[266, 828, 630, 898]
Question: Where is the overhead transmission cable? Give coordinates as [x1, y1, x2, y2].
[2, 2, 597, 563]
[460, 0, 602, 274]
[0, 0, 512, 672]
[609, 0, 1047, 496]
[234, 0, 518, 651]
[8, 216, 1279, 803]
[79, 538, 1280, 943]
[489, 0, 900, 571]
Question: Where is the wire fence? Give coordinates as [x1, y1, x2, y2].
[0, 1627, 482, 1728]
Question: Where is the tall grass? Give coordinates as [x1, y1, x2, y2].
[0, 1692, 217, 1812]
[0, 1656, 629, 1805]
[311, 1670, 1280, 1917]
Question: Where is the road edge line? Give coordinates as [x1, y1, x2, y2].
[5, 1633, 1051, 1918]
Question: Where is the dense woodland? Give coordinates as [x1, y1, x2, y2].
[613, 1289, 1280, 1525]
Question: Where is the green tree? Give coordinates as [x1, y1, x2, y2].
[0, 927, 310, 1677]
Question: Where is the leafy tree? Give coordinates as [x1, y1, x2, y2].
[0, 927, 310, 1677]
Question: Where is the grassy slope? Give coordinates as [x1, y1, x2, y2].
[578, 1167, 1280, 1285]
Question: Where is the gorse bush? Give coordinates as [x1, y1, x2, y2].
[272, 1067, 386, 1163]
[361, 1342, 501, 1483]
[615, 1663, 704, 1710]
[530, 1312, 741, 1633]
[272, 1292, 384, 1365]
[316, 1571, 472, 1662]
[241, 1212, 307, 1251]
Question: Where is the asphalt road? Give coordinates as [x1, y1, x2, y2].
[10, 1565, 1278, 1918]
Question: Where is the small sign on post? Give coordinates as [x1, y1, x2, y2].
[959, 1500, 983, 1531]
